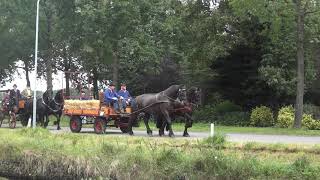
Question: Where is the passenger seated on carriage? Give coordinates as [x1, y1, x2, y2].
[104, 83, 124, 113]
[117, 83, 136, 110]
[21, 85, 33, 99]
[10, 84, 21, 107]
[80, 90, 90, 100]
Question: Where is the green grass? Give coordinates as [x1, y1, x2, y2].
[0, 128, 320, 179]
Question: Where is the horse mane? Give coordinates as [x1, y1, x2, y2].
[161, 84, 183, 99]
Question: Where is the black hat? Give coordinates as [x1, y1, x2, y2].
[109, 83, 115, 86]
[121, 83, 126, 86]
[13, 84, 17, 87]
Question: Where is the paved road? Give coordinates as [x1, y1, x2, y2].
[47, 126, 320, 145]
[2, 124, 320, 144]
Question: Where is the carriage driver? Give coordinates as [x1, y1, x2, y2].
[10, 84, 21, 107]
[104, 83, 124, 113]
[118, 83, 135, 111]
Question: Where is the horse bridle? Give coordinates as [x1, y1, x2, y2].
[157, 88, 186, 103]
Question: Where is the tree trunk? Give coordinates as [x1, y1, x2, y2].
[112, 51, 119, 88]
[93, 67, 99, 99]
[24, 60, 30, 87]
[44, 0, 53, 98]
[63, 47, 71, 97]
[294, 0, 305, 128]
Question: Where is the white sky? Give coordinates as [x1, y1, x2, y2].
[0, 61, 64, 91]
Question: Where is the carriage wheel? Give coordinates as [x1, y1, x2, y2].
[9, 113, 16, 129]
[94, 117, 106, 134]
[70, 116, 82, 133]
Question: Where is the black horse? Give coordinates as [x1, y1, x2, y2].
[156, 87, 201, 137]
[128, 85, 186, 137]
[35, 90, 64, 129]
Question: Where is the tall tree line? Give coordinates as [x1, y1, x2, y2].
[0, 0, 320, 127]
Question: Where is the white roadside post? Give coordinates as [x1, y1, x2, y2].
[31, 0, 40, 129]
[210, 123, 214, 137]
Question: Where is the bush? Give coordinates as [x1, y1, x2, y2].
[193, 101, 246, 126]
[277, 106, 295, 128]
[277, 106, 320, 130]
[302, 114, 320, 130]
[250, 106, 274, 127]
[217, 111, 250, 126]
[304, 104, 320, 119]
[214, 100, 242, 115]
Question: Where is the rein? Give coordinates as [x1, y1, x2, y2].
[42, 99, 61, 113]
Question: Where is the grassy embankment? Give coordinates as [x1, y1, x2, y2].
[0, 128, 320, 179]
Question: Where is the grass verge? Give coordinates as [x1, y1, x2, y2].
[0, 128, 320, 179]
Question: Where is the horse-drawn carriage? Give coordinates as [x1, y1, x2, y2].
[0, 91, 30, 129]
[64, 92, 132, 134]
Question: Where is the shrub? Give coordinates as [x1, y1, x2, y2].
[217, 111, 250, 126]
[277, 106, 320, 130]
[214, 100, 242, 115]
[193, 105, 215, 123]
[250, 106, 274, 127]
[277, 106, 295, 128]
[304, 104, 320, 119]
[302, 114, 320, 130]
[193, 100, 245, 125]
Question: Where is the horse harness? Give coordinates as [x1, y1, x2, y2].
[42, 98, 63, 113]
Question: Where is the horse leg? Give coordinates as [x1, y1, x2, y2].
[56, 113, 61, 130]
[183, 113, 193, 137]
[161, 107, 174, 137]
[143, 113, 152, 136]
[44, 115, 49, 128]
[156, 115, 165, 136]
[128, 113, 137, 135]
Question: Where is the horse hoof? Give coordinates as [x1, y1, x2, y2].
[169, 133, 175, 138]
[129, 132, 134, 136]
[148, 133, 153, 137]
[183, 133, 190, 137]
[57, 127, 61, 130]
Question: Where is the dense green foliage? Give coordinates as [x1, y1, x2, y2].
[250, 106, 274, 127]
[1, 0, 320, 127]
[193, 101, 250, 126]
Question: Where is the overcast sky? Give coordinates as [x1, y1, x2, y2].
[0, 64, 64, 91]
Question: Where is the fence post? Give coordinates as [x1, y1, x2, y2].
[210, 123, 214, 137]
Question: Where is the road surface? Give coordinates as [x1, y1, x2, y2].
[48, 126, 320, 144]
[2, 124, 320, 144]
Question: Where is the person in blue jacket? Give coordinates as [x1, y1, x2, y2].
[104, 83, 123, 113]
[117, 83, 135, 111]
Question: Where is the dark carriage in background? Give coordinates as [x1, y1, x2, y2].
[0, 90, 30, 128]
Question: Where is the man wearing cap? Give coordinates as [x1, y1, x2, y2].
[104, 83, 123, 113]
[118, 83, 135, 111]
[10, 84, 21, 107]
